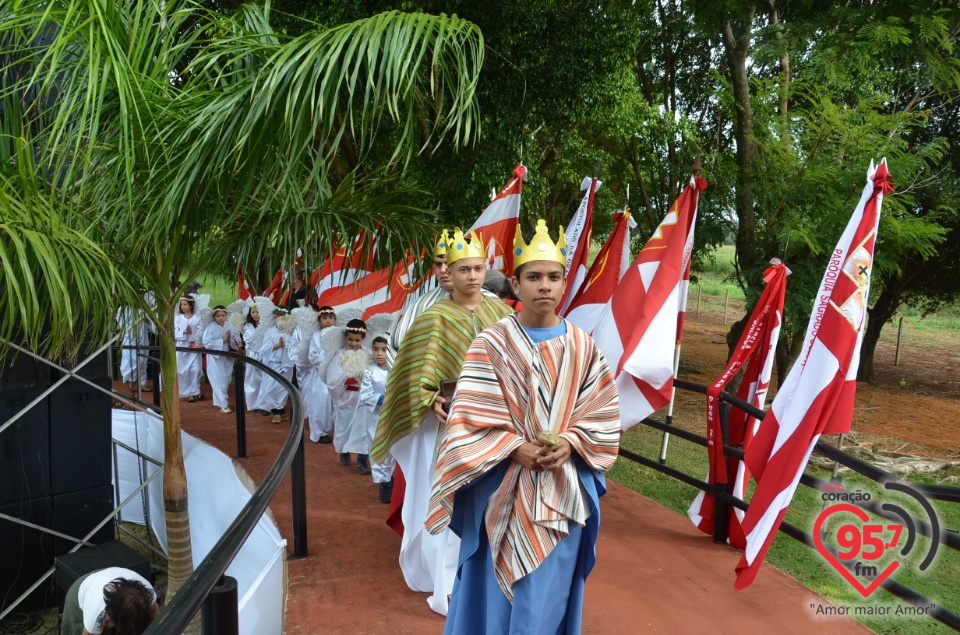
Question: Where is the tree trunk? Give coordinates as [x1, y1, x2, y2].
[722, 10, 761, 367]
[722, 12, 759, 278]
[766, 0, 791, 148]
[774, 329, 803, 390]
[159, 318, 194, 597]
[724, 313, 750, 393]
[857, 283, 901, 383]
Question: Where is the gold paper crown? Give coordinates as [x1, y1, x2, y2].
[445, 228, 486, 264]
[513, 219, 568, 268]
[433, 229, 450, 258]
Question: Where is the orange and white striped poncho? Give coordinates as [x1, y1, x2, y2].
[425, 315, 620, 600]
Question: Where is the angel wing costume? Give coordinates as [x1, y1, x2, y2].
[324, 313, 396, 457]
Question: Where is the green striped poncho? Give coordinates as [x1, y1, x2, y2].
[372, 296, 513, 462]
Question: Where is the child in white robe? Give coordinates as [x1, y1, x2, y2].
[258, 308, 299, 423]
[116, 305, 153, 392]
[242, 303, 262, 412]
[174, 296, 202, 401]
[301, 306, 336, 443]
[360, 336, 395, 501]
[201, 305, 241, 413]
[325, 319, 373, 473]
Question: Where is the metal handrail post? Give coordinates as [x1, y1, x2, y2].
[234, 361, 246, 458]
[290, 415, 307, 558]
[200, 575, 238, 635]
[712, 401, 731, 544]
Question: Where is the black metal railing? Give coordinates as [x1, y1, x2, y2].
[622, 378, 960, 632]
[116, 345, 306, 634]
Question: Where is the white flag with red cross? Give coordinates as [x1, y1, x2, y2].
[312, 230, 377, 299]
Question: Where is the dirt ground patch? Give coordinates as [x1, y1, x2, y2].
[675, 314, 960, 461]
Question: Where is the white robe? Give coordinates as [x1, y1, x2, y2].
[301, 330, 333, 442]
[174, 313, 201, 397]
[391, 411, 459, 615]
[326, 347, 372, 455]
[358, 364, 389, 461]
[242, 323, 263, 411]
[257, 327, 298, 411]
[116, 307, 152, 385]
[359, 365, 395, 483]
[201, 321, 239, 408]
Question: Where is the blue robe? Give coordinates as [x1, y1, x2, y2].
[443, 454, 605, 635]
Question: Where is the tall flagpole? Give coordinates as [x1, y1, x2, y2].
[659, 156, 702, 464]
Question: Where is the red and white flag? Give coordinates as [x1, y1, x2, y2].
[563, 208, 635, 332]
[559, 176, 601, 314]
[688, 261, 788, 547]
[237, 266, 254, 301]
[262, 267, 285, 304]
[311, 231, 376, 297]
[735, 160, 892, 590]
[360, 253, 424, 319]
[319, 252, 420, 317]
[468, 165, 525, 275]
[592, 174, 705, 430]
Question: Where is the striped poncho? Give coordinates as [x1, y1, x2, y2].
[372, 296, 513, 462]
[425, 315, 620, 600]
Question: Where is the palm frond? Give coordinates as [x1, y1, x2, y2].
[152, 7, 483, 226]
[0, 138, 131, 358]
[0, 1, 483, 354]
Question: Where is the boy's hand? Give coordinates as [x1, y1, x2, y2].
[222, 332, 230, 342]
[510, 442, 544, 471]
[432, 395, 448, 424]
[536, 439, 572, 471]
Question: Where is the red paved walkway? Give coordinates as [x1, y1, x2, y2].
[165, 383, 872, 634]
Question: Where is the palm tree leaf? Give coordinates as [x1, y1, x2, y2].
[0, 139, 129, 359]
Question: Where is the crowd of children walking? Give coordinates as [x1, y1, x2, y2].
[117, 291, 397, 503]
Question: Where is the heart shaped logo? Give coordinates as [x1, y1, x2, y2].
[813, 503, 899, 597]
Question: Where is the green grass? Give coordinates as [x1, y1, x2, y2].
[694, 244, 746, 301]
[896, 308, 960, 343]
[609, 420, 960, 634]
[195, 274, 237, 308]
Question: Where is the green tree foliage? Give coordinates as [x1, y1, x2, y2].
[272, 0, 662, 237]
[0, 0, 484, 598]
[263, 0, 960, 383]
[688, 0, 960, 382]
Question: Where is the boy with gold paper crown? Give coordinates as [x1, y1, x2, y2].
[426, 220, 621, 634]
[373, 228, 513, 616]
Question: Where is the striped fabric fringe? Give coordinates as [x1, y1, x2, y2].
[426, 316, 620, 600]
[372, 297, 513, 462]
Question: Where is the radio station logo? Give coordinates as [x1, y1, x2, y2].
[813, 481, 939, 598]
